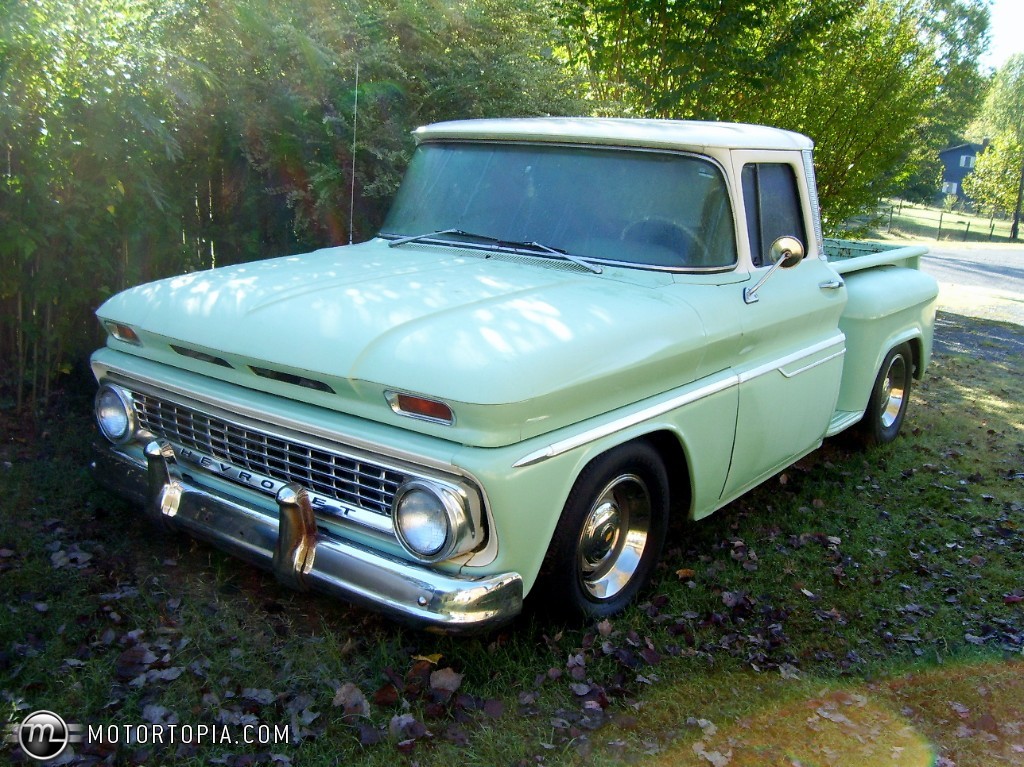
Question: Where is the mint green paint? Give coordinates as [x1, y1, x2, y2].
[91, 121, 940, 616]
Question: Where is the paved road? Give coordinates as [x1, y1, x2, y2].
[922, 244, 1024, 293]
[918, 242, 1024, 327]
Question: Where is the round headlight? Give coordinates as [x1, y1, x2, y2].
[394, 483, 452, 559]
[95, 385, 135, 444]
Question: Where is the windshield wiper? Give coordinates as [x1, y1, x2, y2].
[385, 229, 602, 274]
[510, 239, 603, 274]
[385, 228, 465, 247]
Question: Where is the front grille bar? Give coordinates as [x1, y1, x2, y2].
[131, 391, 408, 519]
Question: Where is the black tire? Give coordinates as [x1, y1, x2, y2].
[860, 342, 914, 445]
[536, 441, 669, 621]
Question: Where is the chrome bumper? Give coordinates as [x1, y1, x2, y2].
[92, 441, 523, 632]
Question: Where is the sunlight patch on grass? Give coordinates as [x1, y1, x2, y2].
[638, 658, 1024, 767]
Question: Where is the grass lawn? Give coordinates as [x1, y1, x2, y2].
[868, 200, 1018, 243]
[2, 317, 1022, 766]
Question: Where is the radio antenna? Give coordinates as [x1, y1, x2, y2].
[348, 61, 359, 245]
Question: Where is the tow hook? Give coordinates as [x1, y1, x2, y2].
[272, 484, 318, 591]
[144, 440, 182, 531]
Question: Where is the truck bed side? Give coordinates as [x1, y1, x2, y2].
[824, 239, 938, 433]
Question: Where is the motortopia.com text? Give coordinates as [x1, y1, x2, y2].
[88, 722, 290, 746]
[5, 711, 291, 762]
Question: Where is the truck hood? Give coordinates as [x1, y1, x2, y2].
[97, 240, 713, 446]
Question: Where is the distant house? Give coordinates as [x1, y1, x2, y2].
[937, 142, 987, 204]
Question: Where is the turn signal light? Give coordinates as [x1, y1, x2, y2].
[386, 392, 454, 425]
[104, 321, 142, 346]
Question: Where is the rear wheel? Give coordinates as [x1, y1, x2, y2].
[537, 442, 669, 620]
[861, 342, 914, 445]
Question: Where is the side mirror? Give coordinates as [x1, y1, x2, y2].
[769, 236, 805, 268]
[743, 236, 805, 304]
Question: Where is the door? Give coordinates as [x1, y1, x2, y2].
[721, 156, 847, 501]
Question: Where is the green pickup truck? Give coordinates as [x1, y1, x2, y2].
[91, 118, 938, 631]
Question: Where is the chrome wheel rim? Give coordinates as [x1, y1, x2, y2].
[880, 354, 908, 429]
[577, 473, 651, 600]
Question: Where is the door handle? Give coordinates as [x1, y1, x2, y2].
[819, 279, 844, 290]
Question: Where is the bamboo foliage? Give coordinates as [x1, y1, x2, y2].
[0, 0, 582, 411]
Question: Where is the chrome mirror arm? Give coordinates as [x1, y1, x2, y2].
[743, 236, 805, 305]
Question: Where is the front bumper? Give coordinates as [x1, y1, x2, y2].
[92, 441, 523, 632]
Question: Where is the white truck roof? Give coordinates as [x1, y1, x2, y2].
[414, 117, 814, 153]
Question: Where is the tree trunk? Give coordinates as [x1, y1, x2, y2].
[1012, 155, 1024, 241]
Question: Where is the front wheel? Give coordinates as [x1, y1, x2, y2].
[536, 442, 669, 621]
[860, 342, 914, 445]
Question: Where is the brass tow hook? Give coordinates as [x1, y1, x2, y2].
[273, 484, 318, 591]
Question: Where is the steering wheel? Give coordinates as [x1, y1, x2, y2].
[620, 218, 704, 265]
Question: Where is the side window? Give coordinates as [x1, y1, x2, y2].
[741, 163, 807, 267]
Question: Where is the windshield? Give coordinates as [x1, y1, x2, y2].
[380, 142, 738, 271]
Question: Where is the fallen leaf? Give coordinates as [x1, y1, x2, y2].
[354, 721, 383, 746]
[372, 682, 400, 707]
[692, 740, 731, 766]
[412, 653, 443, 665]
[949, 701, 970, 717]
[242, 688, 276, 706]
[115, 645, 157, 681]
[429, 667, 463, 694]
[779, 663, 801, 680]
[482, 698, 504, 718]
[388, 713, 427, 741]
[151, 666, 185, 682]
[333, 683, 370, 718]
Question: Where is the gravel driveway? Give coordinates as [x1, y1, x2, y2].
[933, 311, 1024, 363]
[918, 243, 1023, 363]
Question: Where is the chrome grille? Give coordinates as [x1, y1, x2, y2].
[132, 391, 406, 517]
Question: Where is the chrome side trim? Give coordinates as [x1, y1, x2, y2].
[513, 334, 847, 469]
[513, 374, 738, 468]
[780, 349, 846, 379]
[737, 334, 845, 384]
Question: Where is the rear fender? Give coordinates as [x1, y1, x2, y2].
[835, 266, 938, 414]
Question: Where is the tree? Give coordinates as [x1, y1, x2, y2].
[970, 54, 1024, 239]
[554, 0, 991, 231]
[897, 0, 990, 200]
[0, 0, 196, 408]
[554, 0, 857, 119]
[962, 137, 1023, 218]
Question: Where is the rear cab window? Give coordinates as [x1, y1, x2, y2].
[741, 163, 808, 267]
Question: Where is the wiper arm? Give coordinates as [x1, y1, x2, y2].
[385, 228, 464, 247]
[385, 229, 602, 274]
[513, 240, 603, 274]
